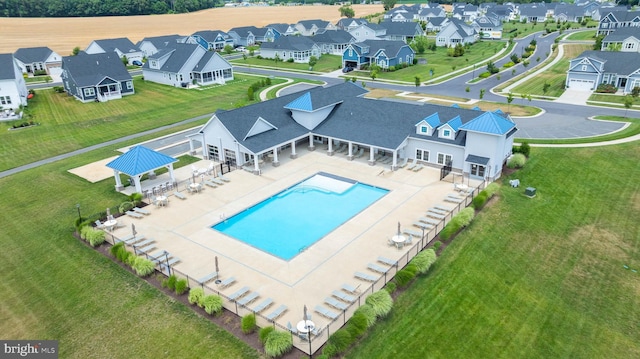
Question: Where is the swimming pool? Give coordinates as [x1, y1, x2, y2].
[212, 173, 388, 260]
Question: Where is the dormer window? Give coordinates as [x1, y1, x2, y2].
[420, 126, 428, 133]
[443, 129, 451, 137]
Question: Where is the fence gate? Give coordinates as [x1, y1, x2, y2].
[440, 160, 452, 180]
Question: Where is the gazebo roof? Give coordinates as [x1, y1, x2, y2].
[106, 145, 178, 176]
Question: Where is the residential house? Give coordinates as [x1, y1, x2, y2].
[188, 30, 233, 51]
[348, 23, 386, 43]
[259, 36, 321, 63]
[384, 4, 421, 22]
[61, 52, 134, 103]
[311, 30, 355, 55]
[228, 26, 275, 46]
[553, 4, 585, 23]
[518, 4, 548, 23]
[335, 18, 369, 32]
[436, 19, 478, 47]
[193, 82, 516, 180]
[136, 35, 186, 57]
[379, 22, 425, 44]
[601, 27, 640, 53]
[566, 50, 640, 93]
[473, 15, 503, 40]
[591, 5, 628, 21]
[485, 4, 516, 22]
[266, 23, 297, 37]
[453, 4, 479, 22]
[295, 19, 337, 36]
[0, 53, 28, 112]
[417, 7, 446, 22]
[13, 47, 62, 76]
[343, 40, 415, 70]
[597, 10, 640, 35]
[142, 43, 233, 87]
[85, 37, 143, 65]
[425, 17, 450, 33]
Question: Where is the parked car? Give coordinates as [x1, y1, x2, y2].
[236, 46, 248, 53]
[342, 66, 354, 73]
[132, 60, 143, 66]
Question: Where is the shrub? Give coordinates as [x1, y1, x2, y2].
[411, 248, 437, 274]
[433, 240, 443, 251]
[519, 142, 531, 157]
[456, 207, 475, 227]
[110, 242, 124, 258]
[353, 304, 376, 327]
[345, 315, 366, 338]
[163, 274, 178, 290]
[174, 278, 188, 295]
[322, 343, 338, 358]
[119, 201, 134, 214]
[365, 290, 393, 318]
[472, 191, 488, 210]
[86, 229, 105, 247]
[241, 314, 256, 334]
[259, 326, 274, 345]
[80, 225, 91, 240]
[384, 281, 397, 294]
[129, 192, 143, 206]
[264, 330, 293, 358]
[485, 183, 500, 197]
[327, 329, 353, 354]
[503, 61, 514, 68]
[256, 55, 263, 59]
[395, 268, 416, 287]
[53, 86, 64, 93]
[507, 153, 526, 169]
[479, 71, 491, 79]
[132, 256, 155, 277]
[595, 84, 616, 93]
[202, 294, 223, 315]
[115, 244, 132, 264]
[439, 221, 459, 241]
[34, 69, 47, 76]
[188, 287, 205, 306]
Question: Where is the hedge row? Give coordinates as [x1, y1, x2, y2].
[109, 242, 155, 277]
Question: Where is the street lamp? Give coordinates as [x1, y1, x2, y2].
[472, 64, 477, 79]
[164, 251, 171, 276]
[75, 203, 82, 222]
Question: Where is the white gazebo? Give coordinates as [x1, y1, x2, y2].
[106, 145, 178, 193]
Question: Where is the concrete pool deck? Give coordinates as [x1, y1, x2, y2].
[107, 147, 481, 352]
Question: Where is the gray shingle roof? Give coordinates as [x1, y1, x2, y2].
[136, 35, 184, 49]
[576, 50, 640, 75]
[297, 19, 330, 29]
[354, 40, 409, 58]
[260, 36, 317, 51]
[310, 30, 354, 44]
[605, 10, 640, 21]
[192, 30, 229, 42]
[146, 43, 201, 73]
[266, 23, 293, 34]
[229, 26, 258, 38]
[603, 27, 640, 42]
[379, 22, 423, 36]
[14, 47, 54, 63]
[0, 53, 17, 80]
[93, 37, 138, 53]
[62, 52, 131, 87]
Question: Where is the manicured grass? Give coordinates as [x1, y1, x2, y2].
[511, 43, 592, 97]
[565, 30, 597, 41]
[348, 143, 640, 358]
[0, 141, 260, 358]
[231, 54, 343, 73]
[0, 75, 285, 172]
[588, 94, 640, 106]
[25, 76, 51, 84]
[367, 41, 508, 83]
[264, 78, 324, 100]
[521, 116, 640, 144]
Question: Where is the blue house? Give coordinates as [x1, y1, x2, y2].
[188, 30, 233, 51]
[343, 40, 414, 70]
[61, 52, 134, 103]
[566, 50, 640, 93]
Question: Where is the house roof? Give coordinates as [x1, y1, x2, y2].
[266, 23, 294, 34]
[192, 30, 229, 42]
[603, 27, 640, 42]
[106, 145, 178, 176]
[336, 18, 368, 28]
[62, 52, 132, 87]
[193, 51, 230, 72]
[474, 15, 502, 28]
[284, 85, 350, 112]
[379, 22, 423, 36]
[144, 43, 202, 73]
[297, 19, 330, 30]
[310, 30, 354, 44]
[459, 111, 516, 135]
[136, 35, 184, 50]
[428, 17, 448, 26]
[519, 4, 547, 17]
[354, 40, 409, 58]
[260, 36, 317, 51]
[575, 50, 640, 75]
[465, 154, 490, 165]
[92, 37, 138, 54]
[446, 18, 478, 36]
[229, 26, 259, 38]
[605, 10, 640, 22]
[0, 53, 17, 80]
[14, 47, 54, 63]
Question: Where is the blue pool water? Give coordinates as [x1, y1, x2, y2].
[212, 174, 388, 260]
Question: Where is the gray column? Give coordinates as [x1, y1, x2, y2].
[368, 146, 376, 166]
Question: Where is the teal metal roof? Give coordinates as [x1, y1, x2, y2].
[493, 109, 505, 115]
[284, 92, 313, 111]
[446, 115, 462, 131]
[472, 106, 481, 111]
[460, 112, 515, 135]
[106, 145, 178, 176]
[450, 103, 460, 108]
[422, 112, 440, 128]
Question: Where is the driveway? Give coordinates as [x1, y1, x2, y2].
[555, 88, 593, 105]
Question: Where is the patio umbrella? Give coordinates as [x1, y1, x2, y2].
[132, 223, 137, 237]
[397, 221, 401, 236]
[303, 304, 308, 321]
[192, 172, 196, 184]
[106, 207, 111, 220]
[215, 256, 219, 274]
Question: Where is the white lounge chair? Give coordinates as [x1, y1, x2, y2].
[237, 291, 259, 306]
[377, 256, 397, 267]
[228, 286, 250, 301]
[434, 204, 453, 212]
[367, 263, 388, 273]
[211, 178, 224, 186]
[266, 304, 287, 321]
[355, 271, 377, 282]
[198, 271, 219, 284]
[332, 290, 356, 303]
[403, 229, 423, 238]
[253, 298, 273, 313]
[325, 297, 348, 311]
[419, 217, 439, 226]
[314, 304, 339, 320]
[406, 158, 417, 170]
[218, 276, 236, 288]
[398, 157, 409, 168]
[341, 283, 360, 294]
[173, 191, 186, 200]
[413, 221, 432, 229]
[126, 211, 144, 219]
[204, 180, 217, 188]
[412, 164, 424, 172]
[132, 207, 150, 215]
[218, 175, 230, 182]
[426, 211, 446, 220]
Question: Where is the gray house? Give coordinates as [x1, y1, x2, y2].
[295, 19, 337, 36]
[13, 47, 62, 76]
[85, 37, 143, 65]
[228, 26, 275, 47]
[259, 36, 321, 63]
[188, 30, 233, 51]
[566, 50, 640, 93]
[0, 53, 28, 112]
[136, 35, 186, 57]
[473, 15, 503, 40]
[61, 52, 134, 103]
[436, 19, 478, 47]
[597, 10, 640, 35]
[311, 30, 355, 55]
[379, 22, 425, 44]
[601, 27, 640, 52]
[193, 82, 516, 180]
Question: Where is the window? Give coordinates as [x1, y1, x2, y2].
[625, 42, 635, 49]
[437, 153, 452, 165]
[83, 87, 95, 97]
[150, 60, 158, 68]
[126, 81, 133, 90]
[581, 65, 587, 71]
[443, 129, 451, 137]
[420, 126, 427, 133]
[470, 164, 485, 177]
[0, 96, 11, 105]
[416, 149, 430, 161]
[208, 145, 219, 160]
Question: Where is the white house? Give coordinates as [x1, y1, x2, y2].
[348, 23, 386, 43]
[0, 53, 28, 112]
[85, 37, 143, 65]
[436, 19, 478, 47]
[259, 36, 321, 63]
[13, 47, 62, 76]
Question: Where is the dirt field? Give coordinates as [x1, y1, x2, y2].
[0, 5, 383, 55]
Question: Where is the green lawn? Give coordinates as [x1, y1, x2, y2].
[0, 138, 259, 358]
[588, 93, 640, 105]
[0, 75, 284, 172]
[231, 54, 343, 72]
[565, 29, 597, 41]
[521, 116, 640, 144]
[511, 43, 592, 97]
[366, 41, 508, 83]
[502, 20, 595, 39]
[348, 142, 640, 358]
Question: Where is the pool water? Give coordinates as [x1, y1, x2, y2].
[212, 173, 388, 260]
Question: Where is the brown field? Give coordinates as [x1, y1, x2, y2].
[0, 5, 382, 55]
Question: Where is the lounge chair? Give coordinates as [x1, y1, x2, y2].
[332, 290, 356, 303]
[406, 158, 416, 170]
[341, 283, 360, 294]
[428, 207, 448, 215]
[218, 277, 236, 288]
[204, 180, 217, 188]
[403, 229, 423, 238]
[413, 221, 432, 230]
[148, 251, 167, 263]
[123, 235, 145, 245]
[218, 175, 230, 183]
[228, 286, 250, 301]
[398, 157, 409, 168]
[367, 263, 388, 273]
[355, 148, 365, 158]
[126, 211, 144, 219]
[325, 297, 348, 311]
[94, 220, 105, 229]
[314, 305, 339, 320]
[355, 271, 377, 282]
[137, 243, 156, 254]
[412, 164, 424, 172]
[419, 217, 440, 226]
[287, 321, 298, 334]
[377, 256, 397, 267]
[434, 204, 453, 212]
[132, 238, 154, 248]
[198, 271, 219, 284]
[237, 291, 259, 306]
[444, 196, 464, 203]
[426, 211, 446, 220]
[253, 298, 273, 313]
[173, 191, 186, 200]
[266, 304, 287, 321]
[211, 178, 224, 185]
[165, 257, 180, 266]
[132, 207, 150, 215]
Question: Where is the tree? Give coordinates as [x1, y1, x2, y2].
[479, 88, 485, 100]
[632, 86, 640, 98]
[414, 76, 421, 88]
[370, 69, 378, 81]
[383, 0, 396, 11]
[247, 87, 254, 101]
[223, 45, 233, 55]
[512, 69, 516, 76]
[71, 46, 80, 56]
[521, 93, 526, 104]
[308, 56, 318, 69]
[410, 36, 429, 54]
[623, 95, 634, 117]
[593, 34, 605, 50]
[121, 56, 128, 65]
[510, 53, 520, 64]
[465, 86, 470, 93]
[542, 82, 551, 95]
[507, 92, 514, 113]
[606, 43, 622, 52]
[339, 5, 355, 18]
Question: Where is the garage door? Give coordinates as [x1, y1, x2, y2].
[568, 79, 594, 91]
